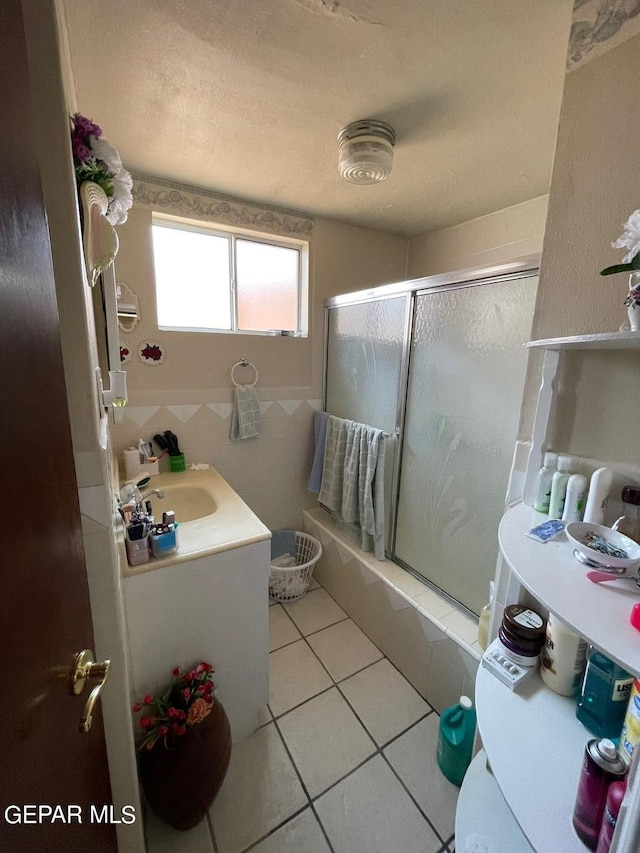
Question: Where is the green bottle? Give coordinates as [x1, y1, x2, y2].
[437, 696, 477, 787]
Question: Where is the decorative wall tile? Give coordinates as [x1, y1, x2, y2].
[259, 401, 273, 415]
[124, 406, 161, 425]
[207, 402, 233, 420]
[166, 405, 202, 423]
[278, 400, 304, 416]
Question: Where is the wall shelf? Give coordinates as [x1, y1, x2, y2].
[456, 749, 534, 852]
[525, 330, 640, 350]
[498, 502, 640, 678]
[467, 328, 640, 852]
[475, 667, 587, 852]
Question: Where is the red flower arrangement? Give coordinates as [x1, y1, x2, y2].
[132, 662, 216, 751]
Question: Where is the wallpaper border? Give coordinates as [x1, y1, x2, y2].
[132, 174, 315, 240]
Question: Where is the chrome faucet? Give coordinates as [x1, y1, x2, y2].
[140, 488, 165, 502]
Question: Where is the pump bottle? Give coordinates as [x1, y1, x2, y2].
[549, 455, 573, 519]
[534, 451, 558, 514]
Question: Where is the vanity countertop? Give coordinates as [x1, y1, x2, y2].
[119, 468, 271, 577]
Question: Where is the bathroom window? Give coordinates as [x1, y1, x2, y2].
[151, 214, 309, 336]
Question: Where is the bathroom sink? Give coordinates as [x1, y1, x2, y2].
[146, 483, 216, 522]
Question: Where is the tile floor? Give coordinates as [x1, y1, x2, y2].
[145, 579, 458, 853]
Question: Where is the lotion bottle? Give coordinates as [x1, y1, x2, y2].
[549, 455, 573, 519]
[534, 451, 558, 514]
[563, 474, 589, 523]
[583, 468, 614, 525]
[477, 580, 494, 650]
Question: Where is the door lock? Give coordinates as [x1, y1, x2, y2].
[68, 649, 111, 733]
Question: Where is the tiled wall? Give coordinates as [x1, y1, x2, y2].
[303, 508, 480, 715]
[114, 389, 322, 531]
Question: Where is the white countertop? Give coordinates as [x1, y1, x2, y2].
[119, 468, 271, 577]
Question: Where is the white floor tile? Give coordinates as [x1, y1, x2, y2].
[145, 807, 214, 853]
[209, 723, 306, 853]
[308, 576, 321, 591]
[340, 659, 431, 746]
[269, 640, 333, 716]
[384, 714, 459, 840]
[269, 604, 302, 652]
[250, 809, 330, 853]
[307, 619, 382, 682]
[278, 688, 375, 798]
[283, 588, 347, 636]
[314, 755, 441, 853]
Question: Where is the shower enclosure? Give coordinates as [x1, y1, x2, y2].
[324, 260, 538, 617]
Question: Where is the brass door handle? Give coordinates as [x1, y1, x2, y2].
[68, 649, 111, 733]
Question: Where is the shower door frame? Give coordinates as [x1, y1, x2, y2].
[323, 256, 540, 618]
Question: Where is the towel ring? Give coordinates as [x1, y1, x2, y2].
[231, 358, 259, 387]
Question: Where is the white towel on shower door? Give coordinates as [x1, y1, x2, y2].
[319, 415, 386, 559]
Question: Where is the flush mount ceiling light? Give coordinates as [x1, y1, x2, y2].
[338, 119, 396, 185]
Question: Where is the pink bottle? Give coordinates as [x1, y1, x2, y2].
[595, 781, 626, 853]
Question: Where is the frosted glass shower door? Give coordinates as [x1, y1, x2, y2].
[394, 276, 537, 615]
[325, 296, 408, 548]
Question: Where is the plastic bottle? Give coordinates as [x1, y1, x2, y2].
[540, 612, 588, 697]
[595, 780, 627, 853]
[620, 678, 640, 762]
[477, 580, 494, 650]
[612, 486, 640, 545]
[548, 455, 573, 519]
[437, 696, 477, 787]
[576, 648, 635, 738]
[583, 467, 614, 525]
[563, 474, 589, 523]
[534, 451, 558, 514]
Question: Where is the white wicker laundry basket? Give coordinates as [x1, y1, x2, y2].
[269, 530, 322, 603]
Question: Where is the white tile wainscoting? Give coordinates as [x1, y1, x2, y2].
[112, 390, 321, 531]
[302, 508, 480, 714]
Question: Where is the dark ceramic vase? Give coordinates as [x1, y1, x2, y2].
[140, 698, 232, 830]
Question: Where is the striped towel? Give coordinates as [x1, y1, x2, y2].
[319, 415, 386, 559]
[230, 385, 261, 441]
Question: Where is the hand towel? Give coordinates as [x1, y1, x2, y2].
[308, 410, 329, 493]
[230, 385, 261, 441]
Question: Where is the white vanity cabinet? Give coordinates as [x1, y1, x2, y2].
[456, 332, 640, 853]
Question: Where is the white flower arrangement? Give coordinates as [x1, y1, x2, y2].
[70, 113, 133, 226]
[601, 209, 640, 276]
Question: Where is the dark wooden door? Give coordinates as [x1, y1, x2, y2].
[0, 2, 116, 850]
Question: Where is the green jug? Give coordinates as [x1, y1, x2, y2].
[436, 695, 476, 787]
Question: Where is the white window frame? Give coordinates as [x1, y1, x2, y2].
[152, 213, 309, 337]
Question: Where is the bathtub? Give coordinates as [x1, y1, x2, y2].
[120, 467, 271, 741]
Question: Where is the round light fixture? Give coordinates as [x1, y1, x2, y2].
[338, 119, 396, 185]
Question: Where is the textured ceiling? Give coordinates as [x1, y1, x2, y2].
[62, 0, 573, 236]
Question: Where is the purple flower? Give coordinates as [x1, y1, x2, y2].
[72, 138, 92, 163]
[73, 113, 95, 134]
